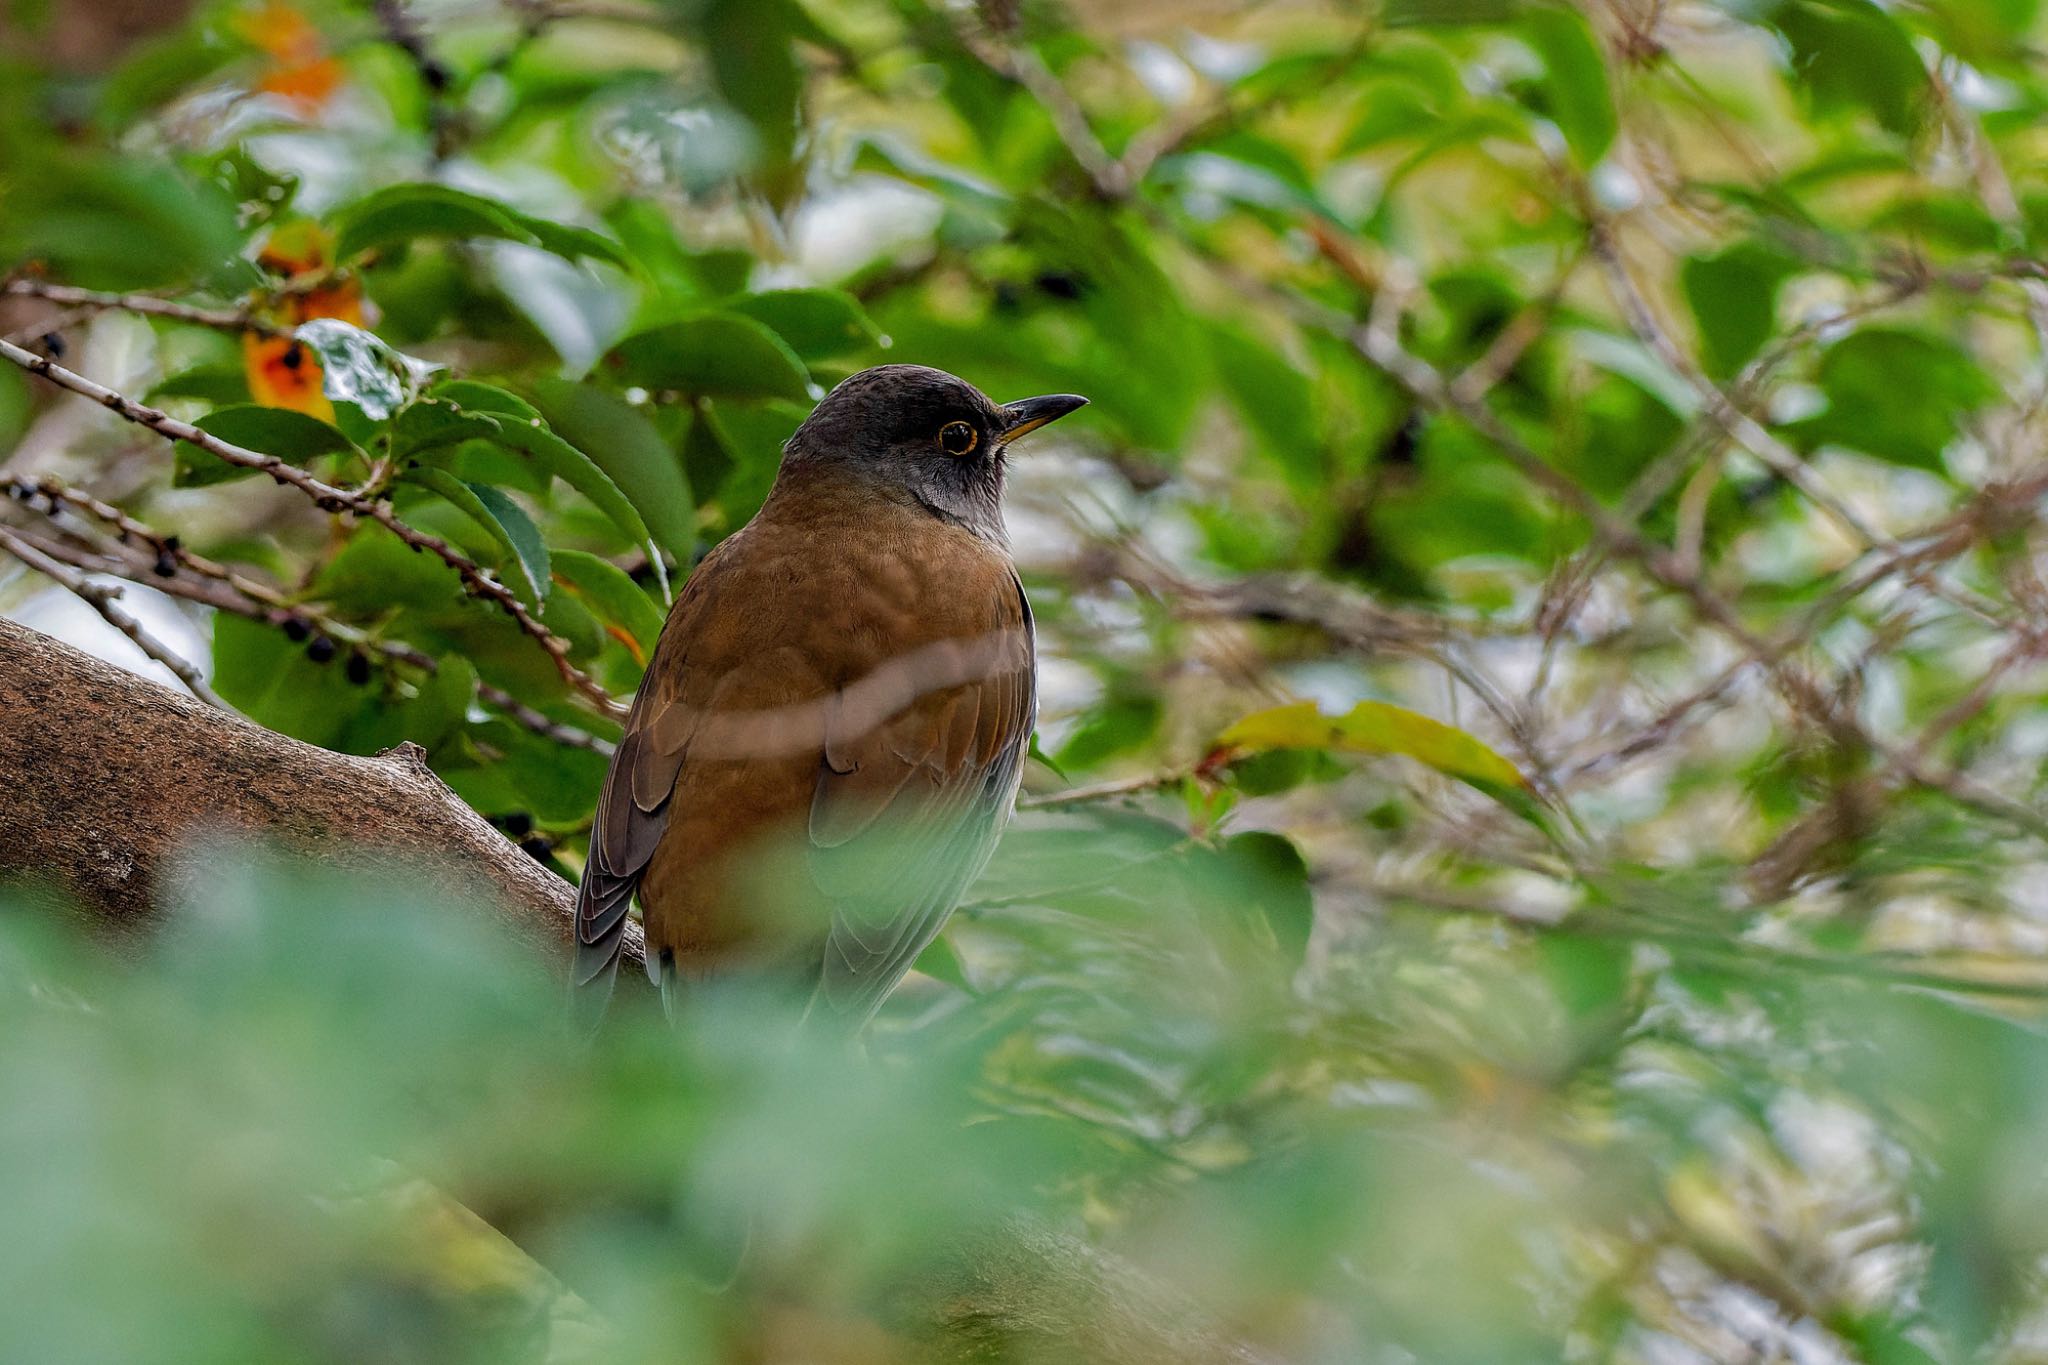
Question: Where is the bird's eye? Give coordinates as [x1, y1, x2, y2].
[938, 420, 979, 456]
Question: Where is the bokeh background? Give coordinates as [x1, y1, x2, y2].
[7, 0, 2048, 1360]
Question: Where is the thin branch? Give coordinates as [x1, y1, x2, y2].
[0, 334, 624, 719]
[1331, 240, 2048, 840]
[1020, 768, 1190, 810]
[943, 10, 1128, 199]
[1358, 875, 2048, 1001]
[476, 683, 616, 756]
[1586, 223, 1886, 550]
[3, 483, 617, 754]
[2, 280, 286, 338]
[0, 523, 226, 709]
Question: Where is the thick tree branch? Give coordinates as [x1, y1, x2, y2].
[0, 614, 638, 970]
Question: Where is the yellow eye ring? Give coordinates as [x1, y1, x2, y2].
[938, 420, 979, 456]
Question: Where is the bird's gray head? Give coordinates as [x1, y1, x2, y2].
[782, 364, 1086, 541]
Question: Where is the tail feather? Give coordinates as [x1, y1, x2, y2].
[654, 949, 679, 1022]
[570, 873, 629, 1037]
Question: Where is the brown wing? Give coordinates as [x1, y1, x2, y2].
[572, 535, 748, 999]
[805, 580, 1034, 1027]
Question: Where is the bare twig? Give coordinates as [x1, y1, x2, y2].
[1339, 246, 2048, 838]
[2, 280, 285, 337]
[3, 479, 617, 753]
[1020, 768, 1191, 810]
[476, 683, 616, 755]
[0, 523, 226, 709]
[943, 10, 1127, 199]
[1586, 224, 1886, 550]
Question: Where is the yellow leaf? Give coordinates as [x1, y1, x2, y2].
[1216, 699, 1526, 792]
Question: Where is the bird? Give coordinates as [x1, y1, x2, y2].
[573, 364, 1087, 1030]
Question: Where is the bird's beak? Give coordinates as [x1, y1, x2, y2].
[1000, 393, 1089, 443]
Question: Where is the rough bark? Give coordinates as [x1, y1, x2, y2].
[0, 615, 645, 976]
[0, 614, 1271, 1365]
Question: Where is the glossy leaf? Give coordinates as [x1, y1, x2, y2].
[603, 314, 813, 401]
[427, 380, 658, 572]
[528, 380, 696, 564]
[405, 468, 550, 606]
[183, 404, 357, 486]
[550, 548, 665, 658]
[727, 289, 883, 360]
[295, 319, 441, 421]
[331, 184, 630, 269]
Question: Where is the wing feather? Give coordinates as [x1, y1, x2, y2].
[572, 541, 736, 998]
[805, 581, 1035, 1026]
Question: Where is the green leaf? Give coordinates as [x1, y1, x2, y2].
[1056, 695, 1163, 772]
[550, 548, 665, 658]
[1761, 0, 1929, 137]
[99, 26, 250, 130]
[1215, 699, 1528, 796]
[432, 379, 542, 422]
[469, 483, 551, 611]
[442, 718, 611, 821]
[331, 183, 630, 269]
[528, 380, 696, 564]
[1519, 6, 1617, 165]
[295, 319, 442, 421]
[1343, 84, 1442, 153]
[428, 381, 659, 567]
[404, 468, 550, 606]
[0, 153, 244, 292]
[1211, 831, 1315, 971]
[701, 0, 801, 176]
[1681, 242, 1799, 380]
[910, 933, 973, 994]
[203, 146, 299, 230]
[727, 289, 882, 360]
[390, 396, 504, 459]
[184, 405, 358, 486]
[404, 470, 546, 606]
[149, 365, 251, 406]
[1537, 936, 1632, 1024]
[695, 397, 808, 524]
[212, 614, 470, 754]
[603, 313, 814, 401]
[1786, 328, 1997, 471]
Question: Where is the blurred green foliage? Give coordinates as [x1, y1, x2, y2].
[7, 0, 2048, 1359]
